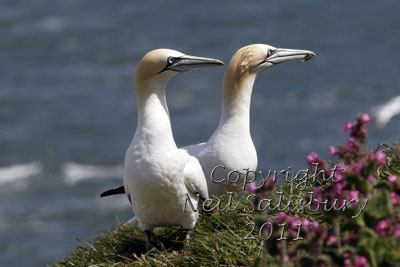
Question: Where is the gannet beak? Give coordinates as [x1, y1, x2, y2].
[167, 55, 224, 72]
[265, 48, 316, 65]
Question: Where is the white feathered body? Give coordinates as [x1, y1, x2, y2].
[184, 119, 258, 196]
[124, 84, 208, 231]
[124, 133, 207, 230]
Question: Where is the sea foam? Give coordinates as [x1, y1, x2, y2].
[62, 162, 123, 186]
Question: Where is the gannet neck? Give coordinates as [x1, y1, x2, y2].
[218, 66, 257, 131]
[135, 79, 176, 148]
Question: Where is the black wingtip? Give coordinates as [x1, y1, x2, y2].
[100, 185, 126, 197]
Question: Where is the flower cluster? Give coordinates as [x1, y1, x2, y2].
[329, 113, 371, 163]
[250, 113, 400, 266]
[343, 253, 369, 267]
[273, 213, 319, 241]
[305, 114, 393, 215]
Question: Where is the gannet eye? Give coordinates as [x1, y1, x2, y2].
[266, 49, 272, 58]
[167, 57, 176, 65]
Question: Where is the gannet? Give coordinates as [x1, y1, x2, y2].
[182, 44, 315, 196]
[101, 44, 315, 198]
[123, 49, 222, 250]
[372, 95, 400, 128]
[124, 49, 223, 249]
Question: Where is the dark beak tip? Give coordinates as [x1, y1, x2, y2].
[303, 52, 316, 62]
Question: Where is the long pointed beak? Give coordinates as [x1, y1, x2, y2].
[169, 55, 224, 72]
[266, 48, 316, 65]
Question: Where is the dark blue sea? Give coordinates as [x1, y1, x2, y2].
[1, 0, 399, 265]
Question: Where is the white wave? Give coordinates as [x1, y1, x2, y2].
[372, 95, 400, 128]
[63, 162, 123, 186]
[0, 162, 42, 185]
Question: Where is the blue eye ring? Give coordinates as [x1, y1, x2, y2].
[167, 57, 175, 65]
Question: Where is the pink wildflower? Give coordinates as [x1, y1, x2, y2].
[284, 254, 290, 262]
[290, 218, 302, 229]
[332, 163, 346, 181]
[330, 169, 342, 181]
[354, 255, 369, 267]
[375, 219, 389, 236]
[338, 163, 347, 172]
[328, 235, 337, 244]
[314, 187, 323, 201]
[306, 152, 319, 165]
[311, 221, 319, 230]
[344, 258, 351, 266]
[247, 183, 256, 194]
[333, 180, 347, 196]
[390, 191, 399, 206]
[343, 121, 352, 131]
[353, 162, 364, 173]
[329, 146, 336, 157]
[388, 175, 397, 183]
[373, 152, 386, 166]
[360, 113, 371, 123]
[275, 213, 286, 221]
[348, 190, 360, 200]
[347, 138, 357, 149]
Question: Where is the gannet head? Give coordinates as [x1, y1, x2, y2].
[230, 44, 316, 76]
[136, 49, 224, 85]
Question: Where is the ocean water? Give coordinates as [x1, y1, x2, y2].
[1, 0, 400, 265]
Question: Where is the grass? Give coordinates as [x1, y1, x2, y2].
[380, 143, 400, 177]
[55, 195, 265, 266]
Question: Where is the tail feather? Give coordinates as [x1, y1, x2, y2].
[100, 185, 125, 197]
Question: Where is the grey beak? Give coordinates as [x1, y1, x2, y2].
[168, 55, 224, 72]
[266, 48, 316, 65]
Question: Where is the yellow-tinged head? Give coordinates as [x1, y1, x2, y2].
[222, 44, 315, 104]
[136, 49, 224, 86]
[228, 43, 316, 78]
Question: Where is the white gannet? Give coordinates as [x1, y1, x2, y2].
[372, 95, 400, 128]
[123, 49, 222, 250]
[182, 44, 315, 196]
[101, 44, 315, 197]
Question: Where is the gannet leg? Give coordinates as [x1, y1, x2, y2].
[180, 228, 192, 248]
[177, 228, 191, 241]
[185, 229, 191, 241]
[144, 230, 153, 252]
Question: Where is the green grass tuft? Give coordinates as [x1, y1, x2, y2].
[55, 195, 264, 266]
